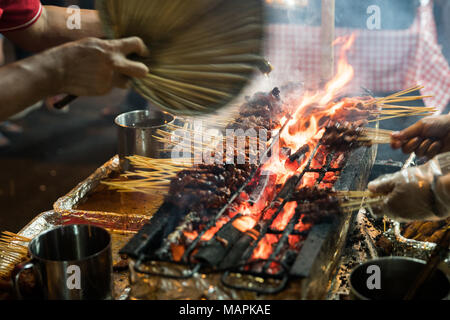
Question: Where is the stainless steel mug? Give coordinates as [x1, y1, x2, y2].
[14, 224, 113, 300]
[115, 110, 175, 171]
[349, 257, 450, 300]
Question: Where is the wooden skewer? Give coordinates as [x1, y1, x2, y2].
[365, 86, 424, 105]
[363, 86, 431, 109]
[0, 231, 30, 279]
[1, 232, 31, 242]
[339, 197, 384, 208]
[336, 190, 383, 198]
[368, 112, 432, 123]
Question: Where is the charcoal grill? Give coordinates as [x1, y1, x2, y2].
[120, 125, 377, 298]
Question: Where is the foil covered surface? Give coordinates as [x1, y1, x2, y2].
[391, 221, 438, 261]
[53, 155, 152, 232]
[17, 151, 447, 300]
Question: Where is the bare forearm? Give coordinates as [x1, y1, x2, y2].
[0, 51, 60, 120]
[4, 6, 104, 52]
[0, 36, 149, 121]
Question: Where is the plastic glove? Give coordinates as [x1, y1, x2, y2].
[368, 152, 450, 222]
[391, 115, 450, 159]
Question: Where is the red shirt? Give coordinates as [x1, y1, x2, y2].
[0, 0, 42, 32]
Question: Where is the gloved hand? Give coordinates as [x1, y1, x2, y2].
[368, 152, 450, 222]
[391, 115, 450, 159]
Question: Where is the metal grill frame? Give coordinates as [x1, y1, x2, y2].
[130, 137, 350, 295]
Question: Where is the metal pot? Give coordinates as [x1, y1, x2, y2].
[115, 110, 175, 171]
[349, 257, 450, 300]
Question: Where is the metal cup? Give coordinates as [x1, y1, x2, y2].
[349, 257, 450, 300]
[14, 224, 113, 300]
[115, 110, 175, 171]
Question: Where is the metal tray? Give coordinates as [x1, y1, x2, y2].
[391, 221, 437, 260]
[53, 156, 161, 232]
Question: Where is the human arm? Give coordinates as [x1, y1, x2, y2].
[390, 115, 450, 159]
[0, 37, 149, 121]
[3, 5, 104, 52]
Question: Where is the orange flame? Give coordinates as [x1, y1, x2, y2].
[183, 35, 359, 261]
[271, 201, 298, 231]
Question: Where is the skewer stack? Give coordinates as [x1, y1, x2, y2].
[336, 190, 385, 212]
[365, 86, 437, 122]
[0, 232, 31, 279]
[358, 127, 394, 145]
[102, 155, 192, 194]
[154, 123, 263, 157]
[322, 122, 394, 151]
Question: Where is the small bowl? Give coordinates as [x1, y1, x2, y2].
[350, 257, 450, 300]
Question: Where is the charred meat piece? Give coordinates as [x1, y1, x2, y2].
[241, 88, 282, 118]
[329, 97, 375, 122]
[168, 163, 257, 213]
[322, 121, 372, 151]
[291, 187, 341, 224]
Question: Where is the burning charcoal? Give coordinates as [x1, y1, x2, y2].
[219, 232, 256, 269]
[289, 144, 310, 163]
[194, 219, 244, 267]
[278, 174, 301, 199]
[281, 249, 298, 267]
[291, 187, 342, 225]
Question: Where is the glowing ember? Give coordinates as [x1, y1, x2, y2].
[233, 216, 257, 233]
[180, 34, 363, 268]
[252, 234, 279, 260]
[271, 201, 297, 231]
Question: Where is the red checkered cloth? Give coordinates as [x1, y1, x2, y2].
[265, 1, 450, 113]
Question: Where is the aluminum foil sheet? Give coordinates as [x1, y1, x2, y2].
[53, 155, 152, 232]
[391, 221, 446, 261]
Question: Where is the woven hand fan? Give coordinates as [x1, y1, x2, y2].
[96, 0, 266, 116]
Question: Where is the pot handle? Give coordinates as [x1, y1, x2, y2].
[12, 259, 36, 300]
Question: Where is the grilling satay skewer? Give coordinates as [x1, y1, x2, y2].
[335, 190, 386, 212]
[341, 86, 438, 121]
[322, 122, 394, 151]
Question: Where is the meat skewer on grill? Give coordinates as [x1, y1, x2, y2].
[322, 121, 393, 151]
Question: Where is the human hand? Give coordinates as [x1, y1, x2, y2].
[49, 37, 149, 96]
[391, 115, 450, 159]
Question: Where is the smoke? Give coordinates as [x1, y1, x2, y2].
[221, 0, 450, 116]
[265, 0, 420, 29]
